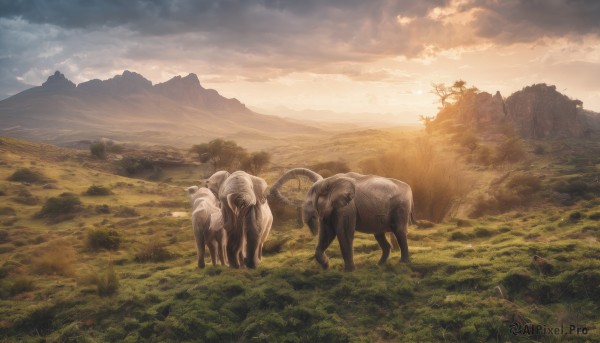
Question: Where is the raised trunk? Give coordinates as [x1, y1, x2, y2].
[269, 168, 323, 205]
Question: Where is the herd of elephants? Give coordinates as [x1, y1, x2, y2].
[186, 168, 415, 272]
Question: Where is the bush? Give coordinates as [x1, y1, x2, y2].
[86, 229, 121, 251]
[114, 206, 139, 218]
[241, 151, 271, 175]
[470, 174, 542, 217]
[37, 193, 82, 218]
[90, 141, 106, 159]
[553, 178, 588, 196]
[134, 239, 172, 263]
[96, 204, 111, 214]
[85, 185, 112, 196]
[7, 168, 47, 183]
[31, 243, 76, 276]
[0, 207, 16, 216]
[360, 137, 470, 222]
[96, 265, 119, 296]
[494, 137, 526, 164]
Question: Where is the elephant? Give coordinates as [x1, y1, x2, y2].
[187, 186, 228, 268]
[205, 170, 230, 198]
[270, 168, 414, 272]
[219, 171, 273, 268]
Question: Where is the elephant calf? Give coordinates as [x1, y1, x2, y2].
[187, 187, 228, 268]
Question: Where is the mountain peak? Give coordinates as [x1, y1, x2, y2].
[42, 71, 76, 89]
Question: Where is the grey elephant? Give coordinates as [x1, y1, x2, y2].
[270, 168, 414, 272]
[219, 171, 273, 268]
[187, 187, 228, 268]
[205, 170, 230, 198]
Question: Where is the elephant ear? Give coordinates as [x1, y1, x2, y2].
[251, 176, 268, 204]
[327, 177, 356, 209]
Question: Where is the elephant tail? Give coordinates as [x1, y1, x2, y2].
[410, 201, 416, 225]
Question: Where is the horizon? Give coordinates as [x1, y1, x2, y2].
[1, 1, 599, 123]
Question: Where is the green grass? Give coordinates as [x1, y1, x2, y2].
[0, 134, 598, 342]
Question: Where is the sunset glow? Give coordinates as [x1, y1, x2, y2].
[1, 0, 599, 123]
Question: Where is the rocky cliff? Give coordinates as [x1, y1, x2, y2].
[432, 83, 598, 139]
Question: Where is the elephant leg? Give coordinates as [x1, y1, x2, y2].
[335, 215, 356, 272]
[218, 231, 227, 266]
[194, 226, 206, 269]
[226, 234, 242, 268]
[315, 223, 336, 270]
[392, 227, 410, 263]
[208, 241, 217, 267]
[374, 233, 391, 265]
[223, 205, 242, 268]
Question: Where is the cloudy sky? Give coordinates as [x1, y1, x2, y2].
[1, 0, 599, 123]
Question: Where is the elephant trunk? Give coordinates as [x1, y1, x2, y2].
[269, 168, 323, 205]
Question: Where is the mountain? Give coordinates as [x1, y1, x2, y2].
[431, 83, 600, 139]
[0, 71, 316, 147]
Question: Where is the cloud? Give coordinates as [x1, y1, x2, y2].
[468, 0, 600, 43]
[1, 0, 600, 99]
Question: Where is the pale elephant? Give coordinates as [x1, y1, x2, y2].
[219, 171, 273, 268]
[187, 186, 228, 268]
[270, 168, 414, 272]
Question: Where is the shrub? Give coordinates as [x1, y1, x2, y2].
[37, 193, 82, 218]
[0, 207, 16, 216]
[553, 178, 588, 196]
[474, 145, 494, 166]
[85, 185, 112, 196]
[11, 192, 39, 206]
[449, 231, 470, 241]
[95, 204, 111, 214]
[134, 239, 172, 262]
[86, 229, 121, 251]
[360, 137, 470, 222]
[470, 174, 542, 217]
[533, 144, 545, 155]
[114, 206, 139, 218]
[0, 230, 8, 243]
[494, 137, 526, 164]
[90, 141, 106, 159]
[241, 151, 271, 175]
[96, 265, 119, 296]
[31, 243, 76, 276]
[7, 168, 47, 183]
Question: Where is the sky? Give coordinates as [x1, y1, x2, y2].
[1, 0, 600, 124]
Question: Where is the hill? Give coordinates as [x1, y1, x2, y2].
[0, 71, 317, 148]
[0, 133, 598, 342]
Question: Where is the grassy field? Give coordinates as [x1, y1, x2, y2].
[0, 132, 598, 342]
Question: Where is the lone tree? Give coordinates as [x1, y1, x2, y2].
[241, 151, 271, 175]
[190, 139, 248, 171]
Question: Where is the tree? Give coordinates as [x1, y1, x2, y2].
[241, 151, 271, 175]
[90, 141, 106, 159]
[190, 139, 248, 171]
[451, 80, 467, 97]
[430, 82, 452, 108]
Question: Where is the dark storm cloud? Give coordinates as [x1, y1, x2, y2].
[470, 0, 600, 42]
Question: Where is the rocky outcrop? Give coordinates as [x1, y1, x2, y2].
[433, 90, 506, 130]
[505, 84, 585, 139]
[432, 83, 595, 139]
